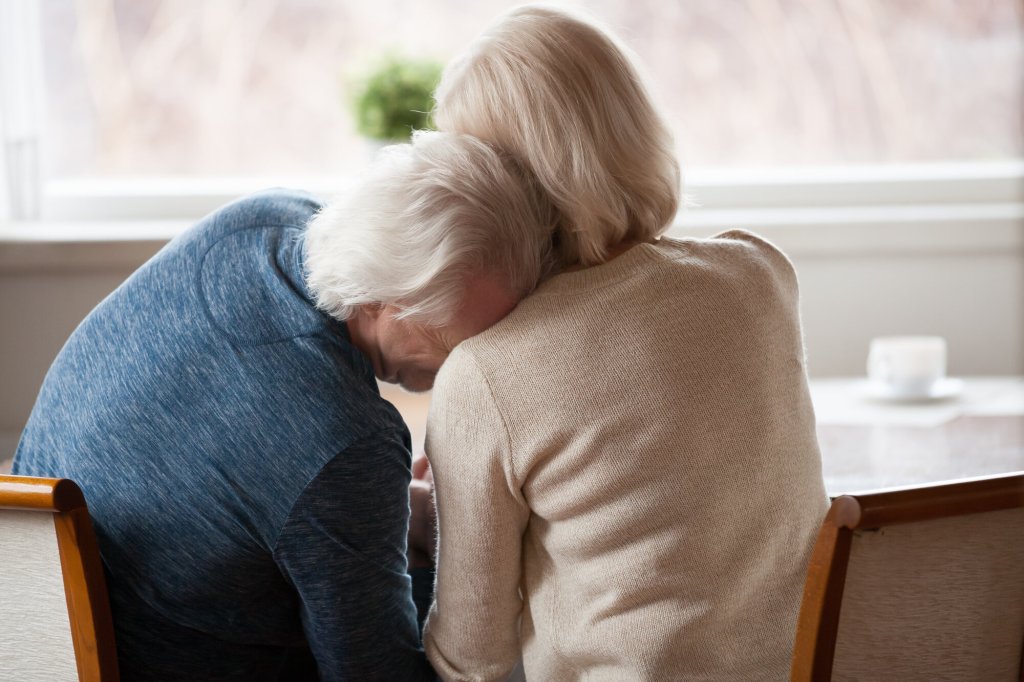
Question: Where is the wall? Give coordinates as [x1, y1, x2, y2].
[2, 220, 1023, 461]
[0, 240, 164, 460]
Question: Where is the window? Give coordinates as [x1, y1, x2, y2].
[3, 0, 1023, 222]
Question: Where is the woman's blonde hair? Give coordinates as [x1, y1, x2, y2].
[306, 130, 557, 325]
[433, 4, 681, 266]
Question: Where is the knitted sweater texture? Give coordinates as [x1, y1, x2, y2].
[423, 230, 828, 681]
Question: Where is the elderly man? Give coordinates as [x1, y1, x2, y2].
[12, 132, 555, 680]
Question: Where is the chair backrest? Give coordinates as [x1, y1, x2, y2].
[0, 475, 119, 681]
[791, 472, 1024, 682]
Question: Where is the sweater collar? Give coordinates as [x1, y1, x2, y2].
[536, 239, 670, 295]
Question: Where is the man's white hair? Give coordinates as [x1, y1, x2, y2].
[305, 130, 557, 325]
[434, 4, 681, 267]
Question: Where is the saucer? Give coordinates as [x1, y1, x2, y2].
[864, 377, 964, 403]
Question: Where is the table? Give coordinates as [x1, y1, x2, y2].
[811, 376, 1024, 495]
[383, 376, 1024, 496]
[5, 377, 1021, 494]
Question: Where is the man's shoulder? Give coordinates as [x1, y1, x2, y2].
[209, 188, 323, 235]
[193, 190, 328, 346]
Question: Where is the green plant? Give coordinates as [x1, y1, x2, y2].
[351, 55, 443, 142]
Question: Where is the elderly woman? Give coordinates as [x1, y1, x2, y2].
[13, 131, 554, 680]
[421, 6, 829, 681]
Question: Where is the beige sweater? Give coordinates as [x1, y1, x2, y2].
[422, 231, 828, 681]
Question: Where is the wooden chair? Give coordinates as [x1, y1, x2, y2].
[790, 471, 1024, 681]
[0, 475, 119, 681]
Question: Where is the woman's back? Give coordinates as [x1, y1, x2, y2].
[424, 230, 828, 680]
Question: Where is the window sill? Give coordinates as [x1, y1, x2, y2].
[2, 201, 1022, 274]
[2, 160, 1021, 272]
[0, 221, 187, 273]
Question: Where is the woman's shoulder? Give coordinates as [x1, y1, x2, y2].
[442, 228, 802, 387]
[658, 229, 793, 269]
[655, 229, 800, 295]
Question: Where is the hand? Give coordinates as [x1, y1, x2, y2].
[408, 457, 436, 569]
[412, 452, 433, 483]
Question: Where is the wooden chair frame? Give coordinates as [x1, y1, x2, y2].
[0, 475, 120, 682]
[790, 471, 1024, 681]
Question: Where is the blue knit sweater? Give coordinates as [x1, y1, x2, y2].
[14, 190, 435, 681]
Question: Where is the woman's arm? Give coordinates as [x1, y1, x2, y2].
[422, 347, 530, 682]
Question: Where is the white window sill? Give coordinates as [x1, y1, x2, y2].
[0, 220, 187, 273]
[2, 161, 1022, 272]
[2, 204, 1022, 274]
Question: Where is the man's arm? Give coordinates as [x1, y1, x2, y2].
[273, 431, 435, 681]
[423, 348, 529, 681]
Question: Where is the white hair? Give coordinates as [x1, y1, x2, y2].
[433, 4, 681, 266]
[305, 130, 557, 325]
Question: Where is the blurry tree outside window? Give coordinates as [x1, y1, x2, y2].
[41, 0, 1023, 181]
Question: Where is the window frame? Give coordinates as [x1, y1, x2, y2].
[34, 159, 1024, 231]
[1, 1, 1021, 262]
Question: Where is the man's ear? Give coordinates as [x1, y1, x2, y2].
[356, 303, 385, 320]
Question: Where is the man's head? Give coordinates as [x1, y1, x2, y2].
[306, 130, 556, 391]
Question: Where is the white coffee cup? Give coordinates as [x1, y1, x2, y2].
[867, 336, 947, 398]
